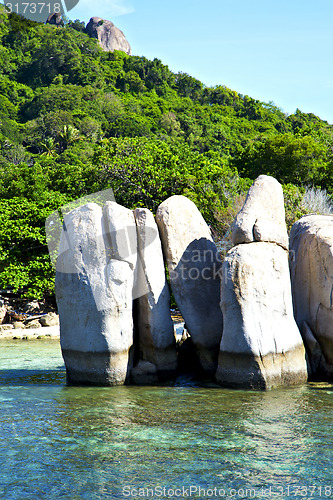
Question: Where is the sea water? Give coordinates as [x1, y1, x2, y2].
[0, 340, 332, 500]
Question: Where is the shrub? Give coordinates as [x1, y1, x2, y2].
[301, 187, 333, 215]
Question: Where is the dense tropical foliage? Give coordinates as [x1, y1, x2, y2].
[0, 6, 332, 299]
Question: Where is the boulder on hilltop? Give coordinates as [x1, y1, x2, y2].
[46, 13, 63, 26]
[45, 14, 131, 55]
[86, 16, 131, 54]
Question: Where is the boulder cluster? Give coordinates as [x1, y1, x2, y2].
[55, 175, 333, 389]
[0, 298, 59, 338]
[46, 14, 131, 55]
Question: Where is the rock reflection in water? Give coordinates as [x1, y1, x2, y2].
[0, 341, 332, 500]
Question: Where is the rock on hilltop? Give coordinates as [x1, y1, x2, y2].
[45, 14, 131, 55]
[86, 17, 131, 54]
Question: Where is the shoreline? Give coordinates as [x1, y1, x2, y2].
[0, 325, 60, 340]
[0, 320, 185, 341]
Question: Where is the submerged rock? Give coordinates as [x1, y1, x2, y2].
[216, 242, 307, 389]
[86, 17, 131, 54]
[133, 208, 177, 380]
[131, 360, 158, 385]
[156, 195, 223, 375]
[55, 201, 136, 386]
[289, 215, 333, 379]
[232, 175, 289, 250]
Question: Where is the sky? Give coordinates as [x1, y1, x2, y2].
[66, 0, 333, 123]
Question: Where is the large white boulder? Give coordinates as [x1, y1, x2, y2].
[55, 201, 137, 385]
[86, 17, 131, 54]
[216, 242, 307, 389]
[289, 215, 333, 378]
[155, 195, 223, 375]
[133, 208, 177, 379]
[232, 175, 289, 250]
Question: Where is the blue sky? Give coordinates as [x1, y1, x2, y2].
[68, 0, 333, 123]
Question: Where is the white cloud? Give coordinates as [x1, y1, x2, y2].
[68, 0, 134, 22]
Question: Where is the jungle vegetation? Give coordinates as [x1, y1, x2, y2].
[0, 7, 332, 299]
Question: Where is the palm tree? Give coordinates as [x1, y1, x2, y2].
[40, 137, 58, 157]
[58, 125, 81, 151]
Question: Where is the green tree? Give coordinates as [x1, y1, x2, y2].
[0, 7, 332, 302]
[58, 124, 81, 151]
[40, 137, 58, 157]
[235, 133, 329, 185]
[0, 195, 69, 299]
[174, 72, 203, 100]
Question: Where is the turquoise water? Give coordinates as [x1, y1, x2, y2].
[0, 340, 332, 500]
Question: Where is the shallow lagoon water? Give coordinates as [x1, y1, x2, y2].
[0, 340, 332, 500]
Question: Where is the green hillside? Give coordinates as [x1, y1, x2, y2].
[0, 7, 332, 300]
